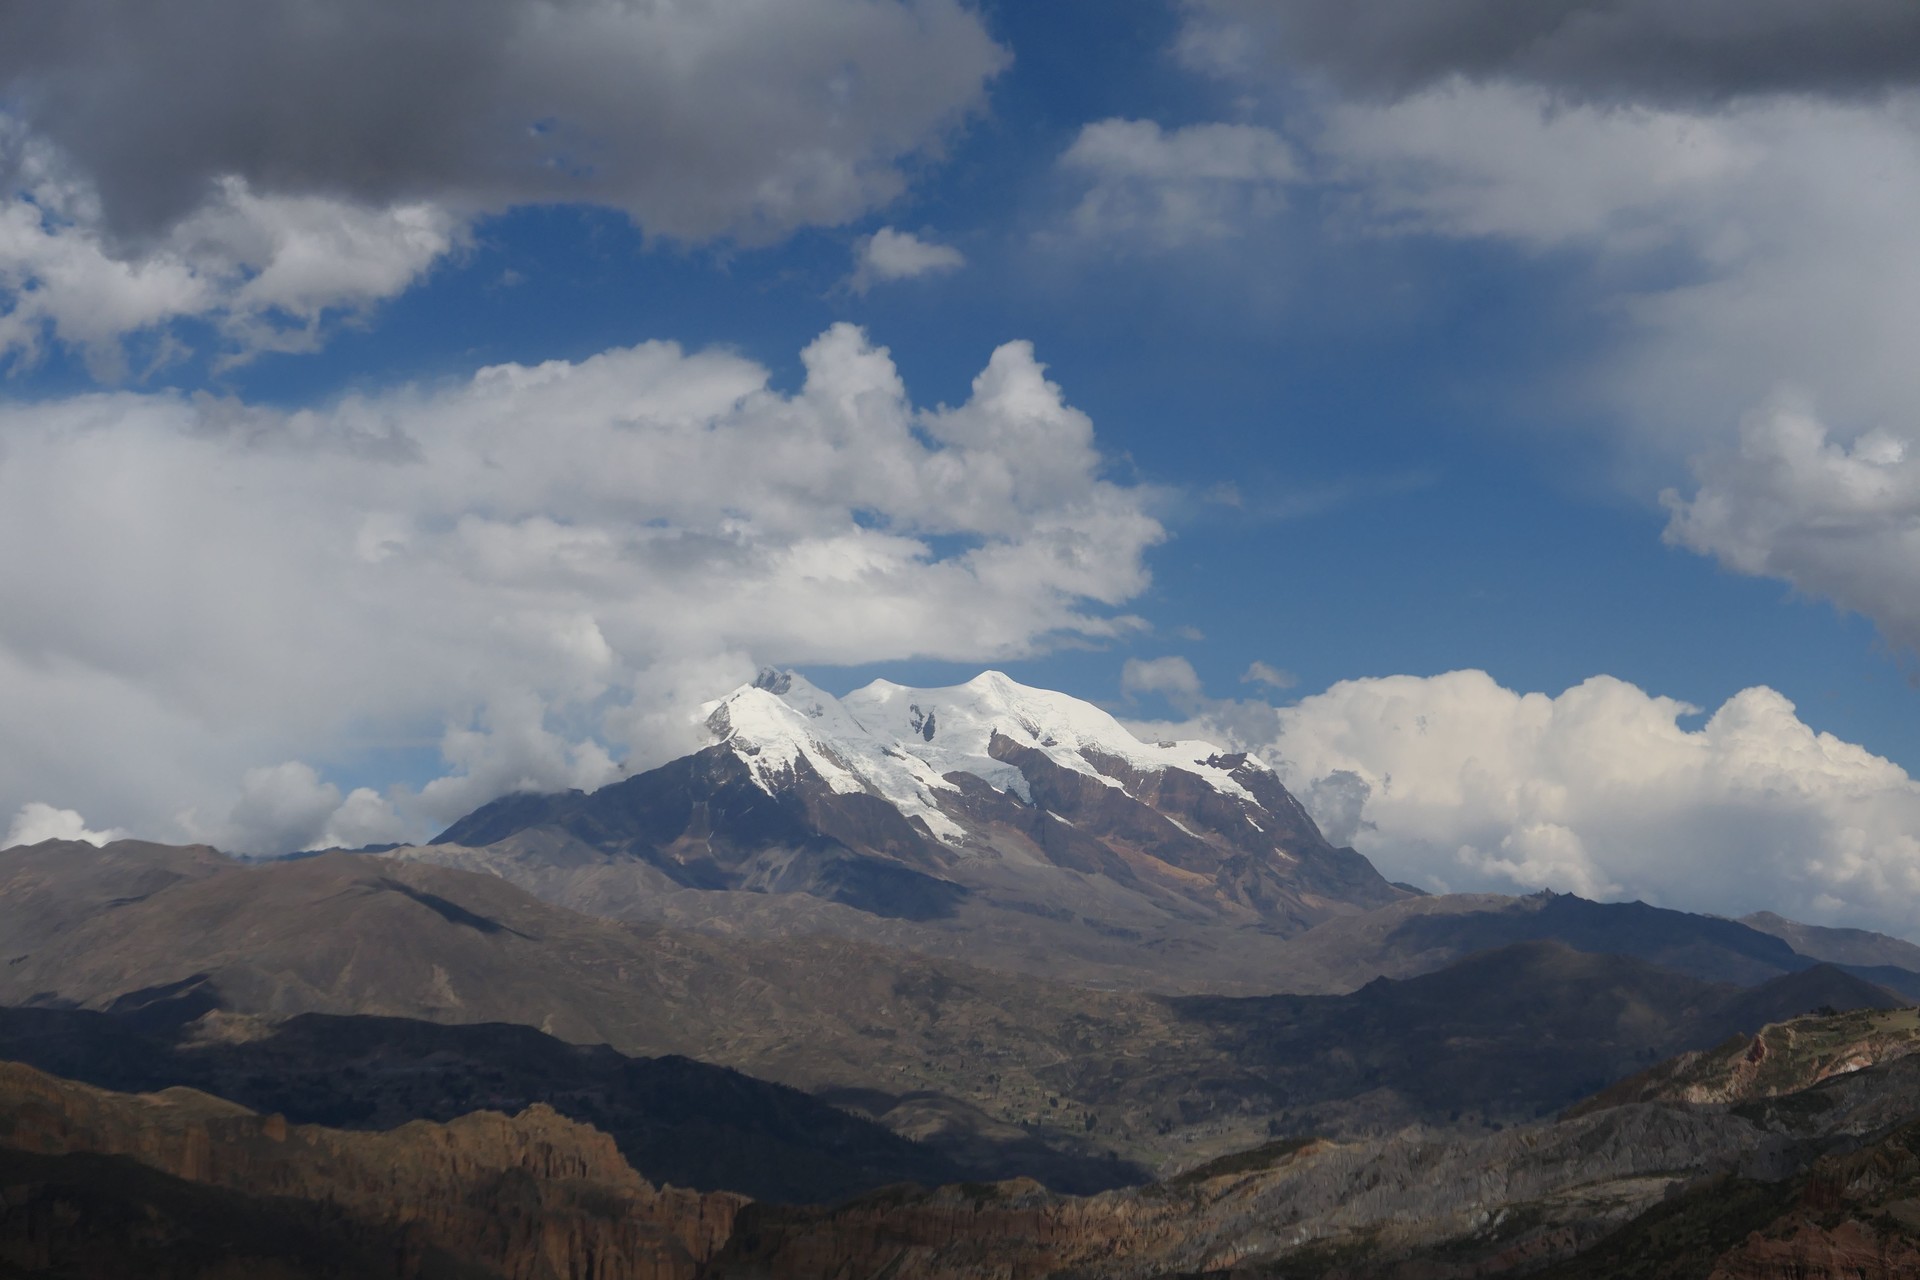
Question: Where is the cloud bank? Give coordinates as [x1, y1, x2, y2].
[1134, 667, 1920, 939]
[0, 325, 1160, 854]
[1181, 0, 1920, 105]
[0, 0, 1007, 366]
[1155, 6, 1920, 647]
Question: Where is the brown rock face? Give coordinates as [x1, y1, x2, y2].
[1708, 1219, 1920, 1280]
[984, 732, 1406, 927]
[0, 1060, 743, 1280]
[709, 1180, 1172, 1280]
[1704, 1122, 1920, 1280]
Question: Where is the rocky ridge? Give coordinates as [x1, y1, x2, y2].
[1, 840, 1908, 1181]
[10, 1003, 1920, 1278]
[0, 998, 973, 1205]
[0, 1058, 743, 1279]
[712, 1022, 1920, 1279]
[1569, 1006, 1920, 1116]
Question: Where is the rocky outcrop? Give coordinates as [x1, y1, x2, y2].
[17, 1022, 1920, 1280]
[1569, 1007, 1920, 1116]
[1704, 1120, 1920, 1280]
[0, 999, 972, 1205]
[1709, 1220, 1920, 1280]
[0, 1059, 744, 1280]
[704, 1104, 1794, 1279]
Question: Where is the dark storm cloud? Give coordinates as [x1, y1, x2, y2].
[0, 0, 1006, 243]
[1186, 0, 1920, 104]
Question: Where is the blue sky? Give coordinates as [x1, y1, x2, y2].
[6, 1, 1920, 933]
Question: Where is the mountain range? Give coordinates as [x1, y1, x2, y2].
[413, 669, 1409, 993]
[7, 668, 1920, 1275]
[12, 1005, 1920, 1278]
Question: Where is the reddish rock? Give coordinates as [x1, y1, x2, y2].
[0, 1060, 744, 1279]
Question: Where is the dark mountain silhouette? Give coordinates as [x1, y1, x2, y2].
[1265, 888, 1920, 998]
[0, 996, 966, 1205]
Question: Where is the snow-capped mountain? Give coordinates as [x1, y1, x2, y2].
[702, 668, 1279, 843]
[429, 669, 1409, 940]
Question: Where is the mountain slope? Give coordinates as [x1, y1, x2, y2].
[1742, 909, 1920, 970]
[1156, 941, 1906, 1135]
[1262, 888, 1920, 996]
[0, 1058, 740, 1280]
[3, 840, 1899, 1181]
[1567, 1005, 1920, 1117]
[414, 669, 1410, 991]
[18, 1008, 1920, 1280]
[718, 1010, 1920, 1279]
[429, 670, 1407, 930]
[0, 998, 969, 1205]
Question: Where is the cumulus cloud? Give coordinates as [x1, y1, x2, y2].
[1181, 0, 1920, 106]
[4, 802, 127, 849]
[1056, 119, 1297, 244]
[0, 325, 1159, 853]
[0, 0, 1006, 366]
[1312, 85, 1920, 450]
[850, 227, 965, 292]
[1162, 48, 1920, 630]
[0, 1, 1004, 242]
[1121, 662, 1920, 934]
[1249, 670, 1920, 937]
[1138, 14, 1920, 786]
[0, 130, 459, 373]
[1662, 400, 1920, 655]
[1162, 0, 1920, 500]
[178, 763, 415, 857]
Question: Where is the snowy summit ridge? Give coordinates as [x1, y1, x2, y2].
[429, 665, 1411, 936]
[700, 667, 1262, 843]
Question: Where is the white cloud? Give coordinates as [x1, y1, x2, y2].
[4, 802, 127, 849]
[1121, 655, 1207, 709]
[1662, 399, 1920, 655]
[178, 762, 416, 856]
[1242, 660, 1297, 690]
[1164, 33, 1920, 595]
[1254, 670, 1920, 937]
[0, 324, 1160, 853]
[1057, 118, 1298, 244]
[1301, 84, 1920, 463]
[0, 0, 1007, 368]
[1318, 84, 1759, 253]
[1123, 70, 1920, 662]
[0, 134, 458, 372]
[850, 226, 965, 292]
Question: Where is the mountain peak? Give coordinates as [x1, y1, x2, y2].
[699, 668, 1285, 832]
[434, 666, 1408, 931]
[751, 666, 793, 695]
[701, 672, 965, 840]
